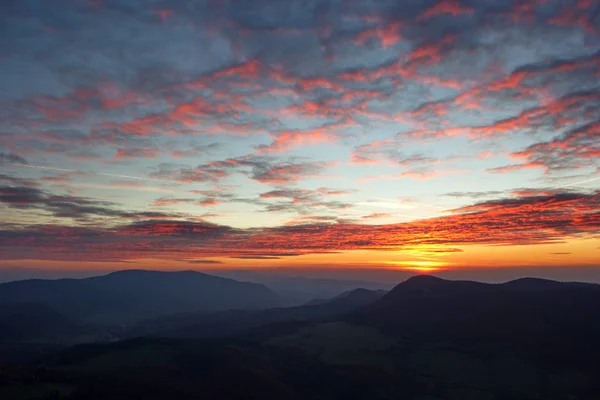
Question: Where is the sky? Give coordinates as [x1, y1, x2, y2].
[0, 0, 599, 281]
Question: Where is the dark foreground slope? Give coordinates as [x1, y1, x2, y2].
[352, 275, 600, 363]
[3, 276, 600, 400]
[0, 270, 280, 324]
[0, 303, 82, 342]
[123, 288, 387, 339]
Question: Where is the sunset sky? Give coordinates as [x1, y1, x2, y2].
[0, 0, 598, 280]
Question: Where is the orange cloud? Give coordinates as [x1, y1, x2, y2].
[1, 191, 598, 262]
[114, 148, 161, 159]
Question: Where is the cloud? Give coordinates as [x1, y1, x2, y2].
[511, 120, 600, 172]
[351, 139, 438, 168]
[0, 185, 127, 220]
[361, 213, 393, 219]
[114, 148, 161, 159]
[229, 256, 282, 260]
[486, 162, 546, 174]
[417, 0, 475, 21]
[358, 169, 459, 181]
[171, 143, 221, 158]
[117, 220, 231, 237]
[248, 159, 333, 185]
[443, 191, 505, 199]
[0, 173, 38, 188]
[0, 184, 195, 222]
[0, 153, 28, 165]
[259, 187, 353, 216]
[184, 259, 224, 264]
[2, 0, 600, 264]
[149, 156, 332, 186]
[353, 20, 403, 48]
[1, 190, 597, 261]
[257, 130, 338, 153]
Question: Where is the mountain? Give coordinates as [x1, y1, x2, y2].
[0, 302, 93, 364]
[211, 270, 394, 305]
[4, 275, 600, 399]
[353, 275, 600, 360]
[0, 270, 280, 324]
[304, 288, 388, 306]
[124, 288, 387, 340]
[0, 303, 83, 342]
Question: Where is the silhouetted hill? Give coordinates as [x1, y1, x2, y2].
[353, 275, 600, 361]
[304, 288, 387, 307]
[4, 276, 600, 399]
[0, 303, 83, 342]
[0, 270, 280, 324]
[211, 271, 394, 305]
[127, 287, 387, 340]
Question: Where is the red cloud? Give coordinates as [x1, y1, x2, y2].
[354, 22, 402, 48]
[548, 1, 598, 34]
[197, 199, 219, 207]
[402, 34, 457, 76]
[211, 60, 261, 80]
[417, 0, 475, 21]
[258, 131, 337, 153]
[2, 191, 598, 261]
[155, 9, 174, 22]
[33, 88, 94, 121]
[470, 91, 600, 137]
[511, 189, 557, 197]
[486, 163, 546, 174]
[298, 77, 342, 92]
[509, 121, 600, 172]
[98, 94, 255, 138]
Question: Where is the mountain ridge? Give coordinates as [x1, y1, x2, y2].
[0, 270, 280, 324]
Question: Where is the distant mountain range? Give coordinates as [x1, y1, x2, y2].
[211, 270, 394, 305]
[0, 302, 83, 342]
[0, 270, 280, 324]
[303, 287, 388, 306]
[3, 273, 600, 399]
[124, 287, 388, 340]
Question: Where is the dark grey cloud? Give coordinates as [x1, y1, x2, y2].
[150, 155, 332, 186]
[0, 188, 598, 261]
[0, 152, 27, 164]
[0, 173, 37, 187]
[0, 184, 197, 222]
[443, 191, 505, 199]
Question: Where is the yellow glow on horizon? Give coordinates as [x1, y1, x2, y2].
[379, 260, 451, 273]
